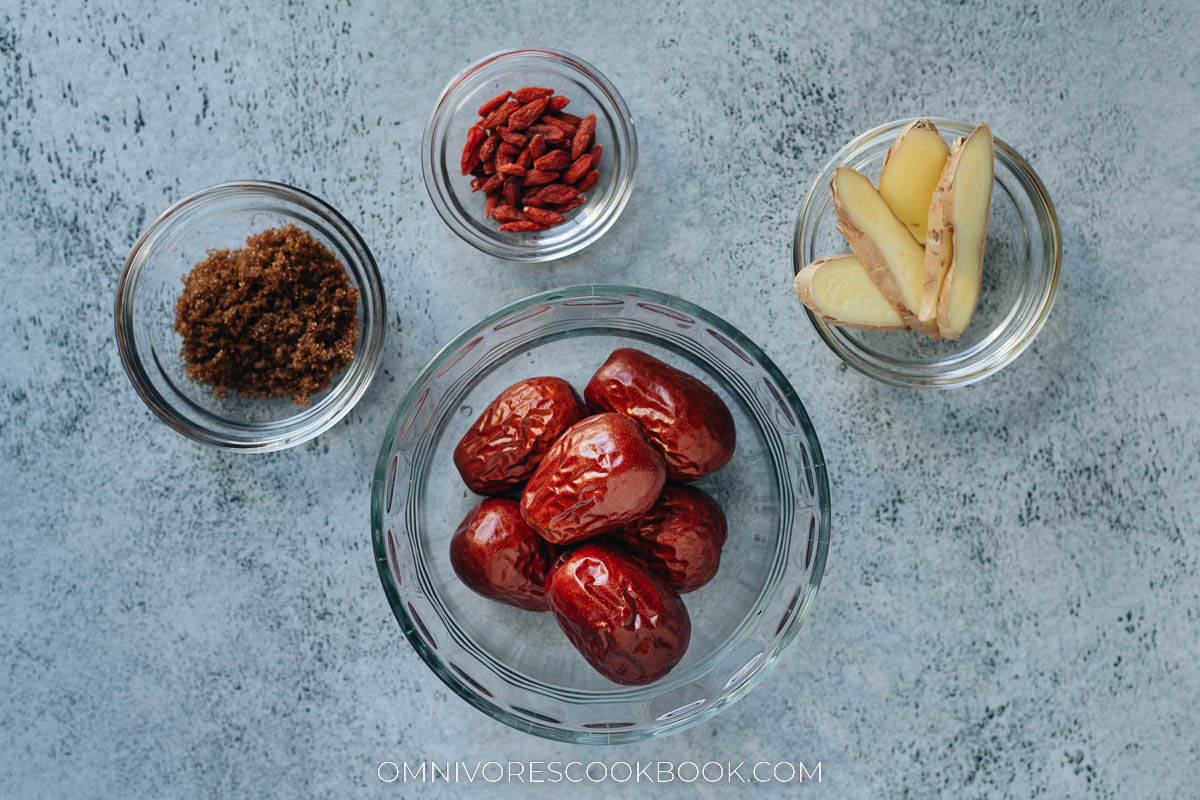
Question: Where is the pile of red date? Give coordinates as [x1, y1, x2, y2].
[449, 348, 736, 685]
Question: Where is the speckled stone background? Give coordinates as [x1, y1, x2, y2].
[3, 0, 1199, 797]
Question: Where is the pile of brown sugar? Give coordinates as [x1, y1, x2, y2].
[173, 225, 360, 405]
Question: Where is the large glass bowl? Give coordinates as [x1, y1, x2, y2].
[371, 286, 830, 743]
[794, 119, 1061, 388]
[115, 181, 386, 450]
[422, 49, 638, 261]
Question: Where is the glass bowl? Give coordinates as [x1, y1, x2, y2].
[115, 181, 386, 451]
[794, 118, 1061, 388]
[371, 286, 830, 743]
[422, 49, 638, 262]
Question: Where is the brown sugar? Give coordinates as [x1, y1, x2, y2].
[173, 225, 360, 405]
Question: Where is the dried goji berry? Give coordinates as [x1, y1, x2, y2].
[563, 153, 593, 184]
[491, 204, 526, 223]
[498, 163, 527, 178]
[484, 193, 500, 218]
[497, 141, 518, 167]
[498, 220, 550, 232]
[503, 177, 520, 206]
[589, 143, 601, 167]
[482, 158, 496, 175]
[481, 99, 521, 129]
[576, 169, 600, 193]
[470, 176, 487, 192]
[524, 206, 567, 226]
[498, 127, 528, 147]
[477, 91, 512, 117]
[555, 196, 587, 213]
[534, 184, 579, 204]
[533, 150, 571, 171]
[528, 124, 566, 143]
[480, 174, 504, 194]
[512, 86, 554, 103]
[571, 114, 596, 160]
[522, 169, 560, 186]
[479, 133, 499, 164]
[552, 111, 583, 126]
[547, 95, 570, 113]
[516, 147, 532, 170]
[541, 116, 577, 136]
[507, 96, 549, 132]
[461, 124, 485, 175]
[528, 134, 547, 161]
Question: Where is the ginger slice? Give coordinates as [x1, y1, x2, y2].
[878, 119, 950, 246]
[794, 255, 906, 330]
[831, 167, 935, 336]
[933, 124, 994, 339]
[921, 136, 964, 321]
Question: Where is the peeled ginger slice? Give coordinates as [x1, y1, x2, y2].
[878, 119, 950, 245]
[794, 255, 906, 330]
[935, 124, 994, 339]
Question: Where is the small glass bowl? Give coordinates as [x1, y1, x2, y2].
[422, 49, 638, 262]
[794, 119, 1061, 388]
[371, 286, 830, 743]
[115, 181, 386, 451]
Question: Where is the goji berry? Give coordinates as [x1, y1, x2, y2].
[479, 133, 499, 164]
[576, 169, 600, 193]
[498, 220, 550, 232]
[491, 205, 526, 223]
[533, 150, 571, 171]
[477, 91, 512, 117]
[507, 96, 549, 132]
[524, 206, 567, 226]
[540, 116, 577, 136]
[481, 99, 521, 129]
[503, 177, 520, 206]
[528, 134, 547, 161]
[552, 111, 583, 126]
[484, 193, 500, 218]
[498, 127, 528, 147]
[498, 163, 527, 178]
[522, 169, 560, 186]
[571, 114, 596, 160]
[534, 184, 579, 204]
[461, 124, 485, 175]
[547, 95, 570, 113]
[512, 86, 554, 103]
[555, 196, 587, 213]
[563, 153, 593, 184]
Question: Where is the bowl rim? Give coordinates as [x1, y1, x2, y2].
[421, 48, 638, 262]
[793, 117, 1062, 389]
[370, 284, 831, 744]
[114, 179, 387, 451]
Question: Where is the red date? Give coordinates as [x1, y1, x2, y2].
[449, 499, 554, 612]
[520, 413, 666, 545]
[453, 377, 586, 495]
[616, 485, 727, 593]
[546, 543, 691, 685]
[584, 348, 736, 481]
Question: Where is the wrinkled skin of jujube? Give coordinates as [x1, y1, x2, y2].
[449, 498, 554, 612]
[584, 348, 736, 482]
[453, 377, 586, 495]
[616, 484, 727, 593]
[520, 413, 666, 545]
[546, 543, 691, 685]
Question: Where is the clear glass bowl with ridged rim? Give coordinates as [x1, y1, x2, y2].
[371, 285, 829, 743]
[115, 181, 386, 451]
[422, 48, 637, 261]
[793, 118, 1061, 388]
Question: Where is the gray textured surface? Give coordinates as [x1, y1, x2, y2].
[2, 0, 1199, 797]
